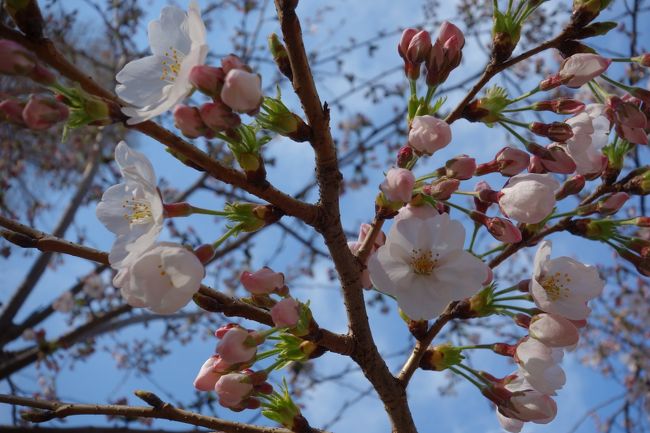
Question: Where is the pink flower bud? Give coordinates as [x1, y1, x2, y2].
[0, 99, 27, 125]
[220, 69, 263, 114]
[215, 373, 254, 409]
[499, 173, 560, 224]
[425, 21, 464, 86]
[438, 21, 464, 59]
[22, 95, 69, 130]
[29, 64, 56, 85]
[174, 105, 209, 138]
[221, 54, 249, 74]
[497, 147, 530, 176]
[445, 155, 476, 180]
[536, 144, 577, 175]
[0, 39, 35, 75]
[199, 101, 241, 132]
[529, 121, 574, 142]
[406, 30, 432, 65]
[396, 146, 414, 168]
[422, 178, 459, 200]
[189, 65, 225, 97]
[270, 297, 300, 328]
[217, 326, 257, 364]
[380, 167, 415, 203]
[608, 97, 648, 144]
[398, 28, 418, 59]
[559, 53, 611, 88]
[539, 74, 564, 91]
[193, 355, 231, 391]
[408, 115, 452, 156]
[474, 181, 493, 213]
[529, 313, 579, 347]
[194, 244, 216, 264]
[598, 192, 629, 215]
[240, 267, 284, 295]
[533, 98, 585, 114]
[485, 217, 522, 243]
[555, 175, 586, 200]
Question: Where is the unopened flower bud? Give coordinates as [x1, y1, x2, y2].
[271, 297, 301, 328]
[22, 95, 69, 130]
[555, 175, 586, 200]
[241, 267, 285, 295]
[536, 144, 577, 175]
[597, 192, 629, 215]
[445, 155, 476, 180]
[422, 178, 460, 200]
[485, 217, 522, 243]
[425, 21, 465, 86]
[0, 99, 27, 125]
[163, 202, 193, 218]
[529, 121, 574, 142]
[474, 181, 493, 213]
[406, 30, 432, 65]
[477, 146, 530, 177]
[558, 53, 611, 88]
[194, 244, 216, 264]
[174, 105, 209, 138]
[408, 115, 452, 156]
[189, 65, 225, 97]
[221, 54, 249, 74]
[396, 146, 414, 168]
[29, 64, 56, 86]
[221, 69, 263, 114]
[199, 101, 241, 132]
[533, 98, 585, 114]
[380, 168, 415, 203]
[0, 39, 35, 75]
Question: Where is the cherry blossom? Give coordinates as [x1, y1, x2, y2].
[113, 242, 204, 314]
[498, 373, 558, 425]
[368, 212, 489, 319]
[530, 240, 604, 320]
[515, 337, 565, 395]
[240, 267, 285, 295]
[116, 1, 207, 124]
[270, 297, 300, 328]
[563, 104, 610, 176]
[96, 141, 164, 267]
[558, 53, 611, 88]
[528, 313, 579, 347]
[380, 167, 416, 202]
[220, 69, 263, 114]
[193, 355, 231, 391]
[214, 373, 254, 409]
[498, 173, 560, 224]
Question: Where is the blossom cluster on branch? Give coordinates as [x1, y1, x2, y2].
[0, 0, 649, 432]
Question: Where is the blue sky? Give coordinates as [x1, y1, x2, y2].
[1, 0, 648, 432]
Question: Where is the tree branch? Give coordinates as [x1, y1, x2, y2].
[0, 394, 314, 433]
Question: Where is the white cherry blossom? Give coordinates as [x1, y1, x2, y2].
[498, 373, 558, 425]
[530, 240, 604, 320]
[515, 337, 565, 395]
[563, 104, 610, 176]
[116, 1, 207, 124]
[113, 242, 204, 314]
[96, 141, 164, 267]
[368, 212, 489, 320]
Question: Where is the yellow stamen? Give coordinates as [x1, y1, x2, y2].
[122, 198, 153, 225]
[540, 272, 571, 301]
[410, 249, 439, 276]
[160, 46, 184, 83]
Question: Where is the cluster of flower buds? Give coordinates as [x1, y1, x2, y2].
[173, 54, 263, 139]
[0, 95, 69, 130]
[398, 22, 464, 87]
[0, 39, 55, 85]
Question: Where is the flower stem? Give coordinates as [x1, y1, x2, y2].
[456, 363, 492, 386]
[443, 200, 473, 216]
[478, 244, 506, 258]
[190, 206, 229, 216]
[212, 224, 243, 249]
[468, 223, 480, 254]
[455, 344, 495, 351]
[499, 121, 529, 147]
[491, 285, 520, 297]
[493, 294, 531, 302]
[449, 366, 484, 390]
[507, 86, 540, 105]
[491, 304, 535, 314]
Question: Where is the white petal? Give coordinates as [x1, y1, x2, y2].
[96, 183, 135, 234]
[532, 241, 552, 280]
[187, 1, 207, 45]
[148, 5, 191, 56]
[396, 279, 447, 320]
[115, 56, 169, 106]
[115, 141, 157, 185]
[434, 249, 488, 299]
[496, 410, 524, 433]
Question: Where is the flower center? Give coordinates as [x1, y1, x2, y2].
[410, 249, 438, 276]
[122, 198, 153, 225]
[160, 47, 185, 83]
[540, 272, 571, 301]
